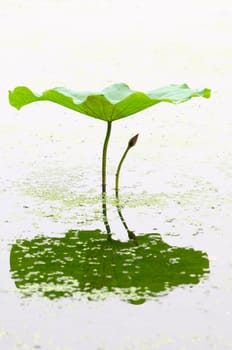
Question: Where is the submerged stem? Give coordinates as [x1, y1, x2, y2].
[102, 121, 112, 237]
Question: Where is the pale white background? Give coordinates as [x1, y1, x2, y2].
[0, 0, 232, 349]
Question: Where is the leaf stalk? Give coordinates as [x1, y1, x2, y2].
[102, 121, 112, 237]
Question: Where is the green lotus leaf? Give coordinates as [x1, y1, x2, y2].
[10, 230, 209, 303]
[9, 83, 211, 122]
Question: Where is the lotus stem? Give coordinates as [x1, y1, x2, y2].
[102, 121, 112, 237]
[115, 134, 139, 240]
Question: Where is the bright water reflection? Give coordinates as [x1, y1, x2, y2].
[10, 230, 209, 304]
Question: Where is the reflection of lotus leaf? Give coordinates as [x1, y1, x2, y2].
[10, 230, 209, 304]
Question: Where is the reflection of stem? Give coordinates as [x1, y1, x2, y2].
[115, 134, 139, 241]
[102, 121, 112, 238]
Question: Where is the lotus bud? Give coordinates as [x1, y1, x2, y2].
[128, 134, 139, 148]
